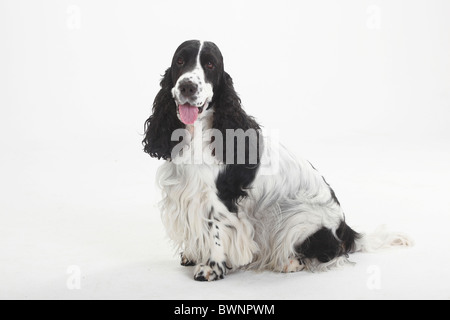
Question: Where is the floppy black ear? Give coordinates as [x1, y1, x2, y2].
[212, 71, 261, 163]
[143, 68, 184, 160]
[212, 71, 263, 213]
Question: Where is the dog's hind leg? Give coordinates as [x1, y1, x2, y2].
[274, 257, 306, 273]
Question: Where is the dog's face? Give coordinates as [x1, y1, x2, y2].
[170, 40, 224, 125]
[143, 40, 253, 161]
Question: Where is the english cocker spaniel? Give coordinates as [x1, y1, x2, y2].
[143, 40, 411, 281]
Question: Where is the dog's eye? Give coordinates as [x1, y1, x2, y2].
[177, 57, 184, 66]
[205, 62, 214, 70]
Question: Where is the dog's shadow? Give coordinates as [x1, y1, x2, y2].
[177, 262, 303, 284]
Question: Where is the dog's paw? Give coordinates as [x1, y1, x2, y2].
[193, 261, 227, 281]
[180, 253, 196, 267]
[282, 258, 306, 273]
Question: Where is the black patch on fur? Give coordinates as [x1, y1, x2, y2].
[216, 164, 260, 213]
[296, 221, 360, 263]
[336, 220, 360, 253]
[297, 227, 340, 263]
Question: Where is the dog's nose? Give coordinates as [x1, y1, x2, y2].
[179, 79, 198, 98]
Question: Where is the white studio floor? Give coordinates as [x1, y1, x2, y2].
[1, 134, 449, 300]
[1, 0, 450, 300]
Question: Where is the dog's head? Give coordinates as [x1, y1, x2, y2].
[143, 40, 259, 161]
[170, 40, 223, 124]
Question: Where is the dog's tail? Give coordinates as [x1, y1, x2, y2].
[354, 225, 413, 253]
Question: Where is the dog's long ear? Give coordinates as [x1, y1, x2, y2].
[212, 71, 261, 164]
[143, 68, 184, 160]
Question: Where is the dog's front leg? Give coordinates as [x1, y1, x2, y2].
[192, 204, 258, 281]
[193, 221, 230, 281]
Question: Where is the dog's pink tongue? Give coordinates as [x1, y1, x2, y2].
[179, 104, 199, 124]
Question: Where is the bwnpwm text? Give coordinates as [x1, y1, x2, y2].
[219, 304, 275, 315]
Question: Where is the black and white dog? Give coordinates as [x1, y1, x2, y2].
[143, 40, 411, 281]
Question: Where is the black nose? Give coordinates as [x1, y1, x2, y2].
[179, 79, 198, 98]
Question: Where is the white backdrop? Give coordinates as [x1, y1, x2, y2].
[1, 0, 449, 299]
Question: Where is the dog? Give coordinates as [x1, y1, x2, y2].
[143, 40, 411, 281]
